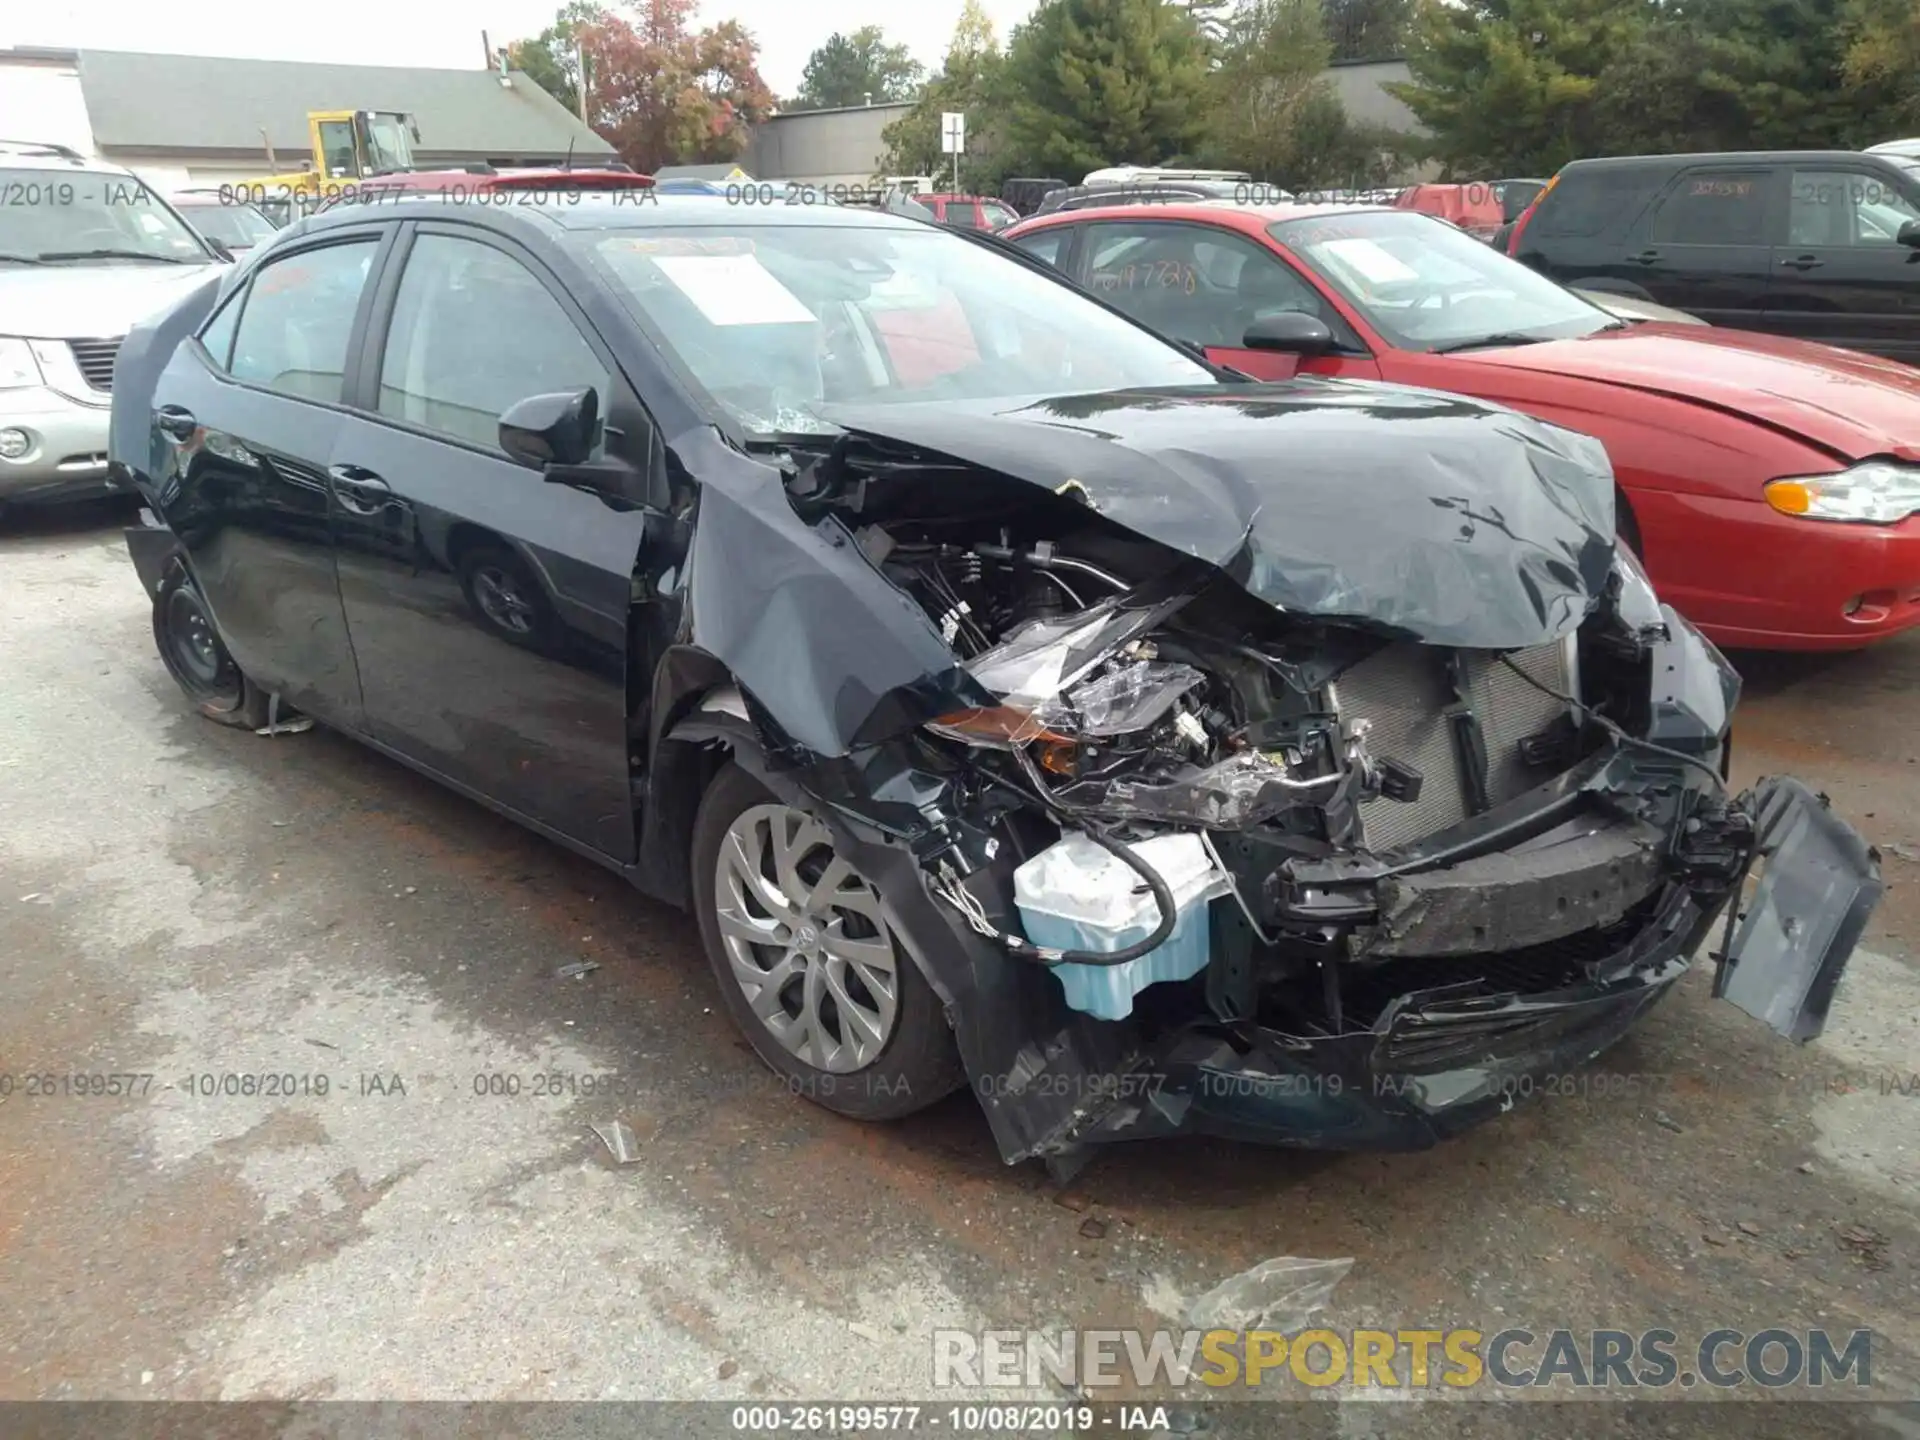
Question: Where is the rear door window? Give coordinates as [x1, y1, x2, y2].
[1010, 227, 1072, 269]
[946, 202, 984, 229]
[227, 239, 378, 401]
[1649, 169, 1776, 245]
[1788, 169, 1920, 246]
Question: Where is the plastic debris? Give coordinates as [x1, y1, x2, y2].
[1183, 1255, 1354, 1333]
[254, 716, 315, 737]
[592, 1120, 643, 1164]
[556, 961, 600, 980]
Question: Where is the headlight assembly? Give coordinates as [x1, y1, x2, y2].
[1765, 461, 1920, 525]
[0, 337, 45, 391]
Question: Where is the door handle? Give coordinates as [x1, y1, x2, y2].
[327, 463, 395, 515]
[155, 404, 197, 441]
[1629, 248, 1661, 265]
[1779, 254, 1825, 270]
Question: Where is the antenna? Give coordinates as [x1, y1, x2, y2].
[563, 137, 575, 172]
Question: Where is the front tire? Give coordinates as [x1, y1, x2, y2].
[691, 763, 963, 1120]
[151, 561, 270, 730]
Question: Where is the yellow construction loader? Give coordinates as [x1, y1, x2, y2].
[228, 110, 424, 222]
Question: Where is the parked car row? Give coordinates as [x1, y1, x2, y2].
[1001, 196, 1920, 653]
[1505, 148, 1920, 365]
[103, 189, 1880, 1173]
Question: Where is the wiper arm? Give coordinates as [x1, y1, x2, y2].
[35, 248, 199, 264]
[0, 251, 49, 265]
[1427, 332, 1556, 355]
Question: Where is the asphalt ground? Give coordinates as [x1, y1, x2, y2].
[2, 502, 1915, 1438]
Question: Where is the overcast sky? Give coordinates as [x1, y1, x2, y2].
[4, 0, 1041, 98]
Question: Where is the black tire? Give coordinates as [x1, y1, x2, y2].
[151, 560, 271, 730]
[691, 762, 964, 1121]
[455, 543, 556, 650]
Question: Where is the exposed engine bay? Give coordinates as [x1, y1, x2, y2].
[794, 450, 1701, 1037]
[669, 388, 1881, 1169]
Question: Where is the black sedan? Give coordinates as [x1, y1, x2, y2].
[110, 194, 1878, 1175]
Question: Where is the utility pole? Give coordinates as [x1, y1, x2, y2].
[941, 112, 965, 196]
[576, 41, 590, 125]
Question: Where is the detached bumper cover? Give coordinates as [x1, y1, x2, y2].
[1714, 776, 1883, 1042]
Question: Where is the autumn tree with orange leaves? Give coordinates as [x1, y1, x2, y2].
[514, 0, 775, 172]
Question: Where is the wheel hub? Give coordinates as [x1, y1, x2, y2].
[712, 802, 901, 1074]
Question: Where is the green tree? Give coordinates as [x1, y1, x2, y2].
[1391, 0, 1916, 175]
[1001, 0, 1214, 178]
[508, 2, 609, 115]
[1388, 0, 1658, 174]
[879, 1, 1008, 187]
[1323, 0, 1412, 61]
[791, 26, 925, 110]
[1202, 0, 1333, 176]
[1842, 0, 1920, 130]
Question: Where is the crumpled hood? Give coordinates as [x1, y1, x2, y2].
[0, 262, 226, 340]
[824, 379, 1617, 650]
[1454, 325, 1920, 464]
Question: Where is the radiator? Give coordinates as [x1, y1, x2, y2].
[1326, 638, 1577, 852]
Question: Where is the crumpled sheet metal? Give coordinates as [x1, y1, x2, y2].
[1183, 1255, 1355, 1333]
[681, 444, 992, 759]
[826, 379, 1616, 652]
[108, 271, 225, 481]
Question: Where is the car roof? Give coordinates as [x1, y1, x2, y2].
[0, 141, 132, 177]
[1017, 198, 1395, 228]
[301, 191, 934, 238]
[1557, 150, 1899, 172]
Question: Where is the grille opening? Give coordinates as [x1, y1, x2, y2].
[1327, 639, 1577, 853]
[67, 338, 123, 392]
[1265, 899, 1664, 1038]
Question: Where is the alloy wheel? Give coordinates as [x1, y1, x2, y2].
[471, 565, 536, 635]
[711, 802, 901, 1074]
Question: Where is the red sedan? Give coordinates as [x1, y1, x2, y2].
[1003, 202, 1920, 651]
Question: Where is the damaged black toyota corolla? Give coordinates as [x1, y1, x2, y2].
[111, 197, 1881, 1175]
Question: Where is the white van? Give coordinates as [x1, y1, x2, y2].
[0, 140, 228, 517]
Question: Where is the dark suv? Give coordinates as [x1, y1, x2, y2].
[1509, 150, 1920, 363]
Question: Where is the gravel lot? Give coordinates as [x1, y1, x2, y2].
[2, 504, 1916, 1435]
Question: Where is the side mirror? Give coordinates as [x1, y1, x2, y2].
[499, 388, 600, 470]
[1898, 219, 1920, 249]
[1241, 311, 1335, 356]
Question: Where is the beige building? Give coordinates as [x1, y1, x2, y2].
[0, 45, 613, 192]
[746, 101, 916, 188]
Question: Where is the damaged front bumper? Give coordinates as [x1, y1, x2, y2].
[840, 749, 1879, 1168]
[1050, 883, 1714, 1153]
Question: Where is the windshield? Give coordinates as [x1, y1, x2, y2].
[1272, 210, 1610, 351]
[0, 168, 212, 264]
[178, 201, 277, 248]
[364, 114, 415, 174]
[580, 221, 1212, 435]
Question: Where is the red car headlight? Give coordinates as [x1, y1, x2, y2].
[1765, 462, 1920, 524]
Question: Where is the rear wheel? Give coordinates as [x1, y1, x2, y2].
[151, 561, 270, 730]
[690, 763, 964, 1120]
[456, 543, 555, 650]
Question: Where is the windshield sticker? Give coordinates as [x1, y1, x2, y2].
[653, 254, 817, 326]
[1317, 238, 1418, 285]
